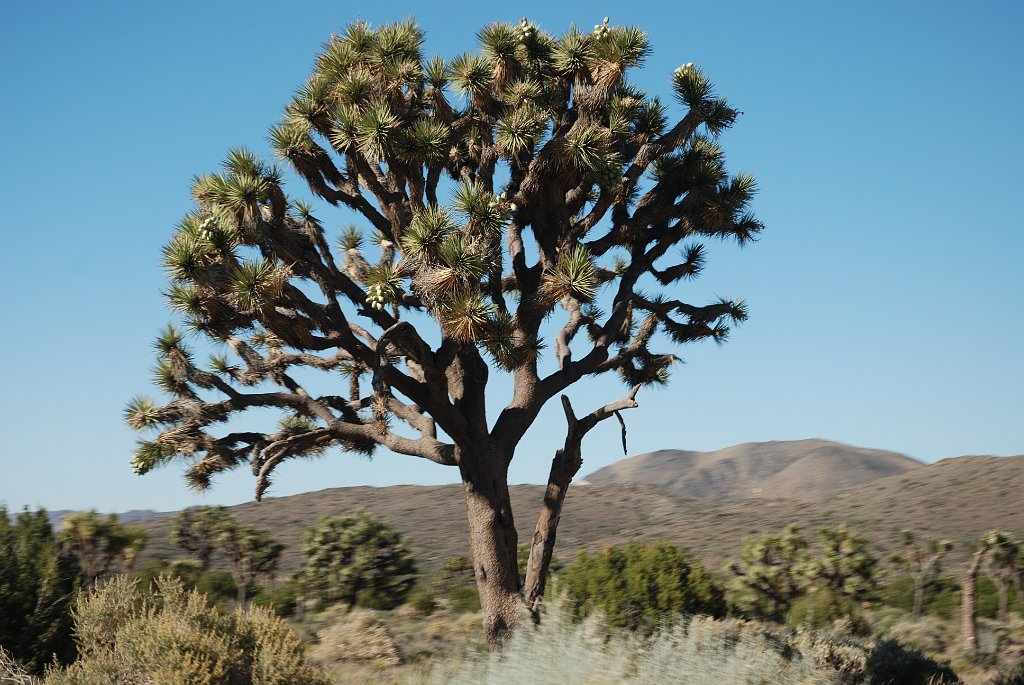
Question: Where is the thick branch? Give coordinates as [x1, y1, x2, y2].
[523, 385, 641, 616]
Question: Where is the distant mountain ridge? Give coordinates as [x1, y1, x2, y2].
[581, 439, 923, 501]
[4, 509, 163, 529]
[125, 449, 1023, 575]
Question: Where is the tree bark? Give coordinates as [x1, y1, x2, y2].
[912, 576, 925, 620]
[459, 450, 522, 648]
[523, 434, 577, 619]
[523, 386, 640, 620]
[996, 580, 1008, 621]
[961, 548, 987, 653]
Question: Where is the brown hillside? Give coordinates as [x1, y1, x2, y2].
[581, 439, 923, 501]
[133, 452, 1023, 577]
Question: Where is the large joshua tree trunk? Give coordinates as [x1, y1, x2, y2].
[961, 547, 987, 653]
[459, 450, 523, 646]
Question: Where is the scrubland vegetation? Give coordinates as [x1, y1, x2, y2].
[4, 504, 1024, 684]
[5, 14, 1023, 685]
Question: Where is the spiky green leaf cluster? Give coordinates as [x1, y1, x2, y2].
[131, 439, 177, 475]
[229, 259, 287, 312]
[439, 292, 495, 342]
[402, 206, 457, 258]
[124, 396, 163, 431]
[542, 245, 598, 302]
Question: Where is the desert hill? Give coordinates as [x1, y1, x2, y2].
[132, 448, 1024, 576]
[581, 439, 923, 501]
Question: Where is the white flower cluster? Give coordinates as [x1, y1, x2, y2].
[593, 17, 610, 40]
[518, 17, 536, 43]
[199, 215, 217, 242]
[489, 191, 517, 214]
[366, 282, 390, 310]
[674, 63, 696, 77]
[130, 452, 152, 475]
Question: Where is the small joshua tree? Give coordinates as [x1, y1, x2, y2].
[58, 511, 148, 584]
[981, 530, 1019, 621]
[298, 512, 417, 609]
[802, 525, 878, 607]
[890, 530, 953, 619]
[126, 17, 762, 644]
[727, 524, 810, 622]
[170, 505, 233, 569]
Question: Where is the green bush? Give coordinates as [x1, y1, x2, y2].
[250, 581, 298, 618]
[40, 575, 328, 685]
[989, 659, 1024, 685]
[879, 574, 960, 620]
[194, 570, 240, 606]
[447, 586, 481, 614]
[561, 541, 726, 632]
[0, 507, 81, 673]
[788, 590, 863, 631]
[298, 512, 417, 610]
[406, 585, 438, 615]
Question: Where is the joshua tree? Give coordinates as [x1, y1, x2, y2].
[58, 511, 148, 584]
[298, 512, 417, 609]
[125, 17, 762, 644]
[802, 525, 877, 606]
[961, 540, 989, 654]
[216, 521, 282, 607]
[170, 505, 233, 569]
[981, 531, 1019, 621]
[891, 530, 953, 619]
[726, 524, 810, 622]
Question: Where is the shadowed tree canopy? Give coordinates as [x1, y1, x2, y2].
[126, 17, 762, 644]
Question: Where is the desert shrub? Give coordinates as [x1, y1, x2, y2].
[133, 557, 204, 589]
[880, 574, 961, 620]
[977, 576, 1024, 619]
[881, 615, 954, 656]
[432, 555, 474, 595]
[194, 570, 240, 606]
[40, 575, 328, 685]
[1, 647, 36, 684]
[133, 559, 240, 609]
[789, 590, 866, 632]
[447, 586, 482, 614]
[989, 659, 1024, 685]
[305, 609, 401, 668]
[406, 585, 438, 615]
[249, 581, 298, 618]
[562, 541, 726, 632]
[411, 604, 837, 685]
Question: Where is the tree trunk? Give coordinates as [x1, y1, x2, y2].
[961, 548, 986, 653]
[996, 580, 1008, 621]
[459, 452, 522, 648]
[523, 442, 578, 619]
[237, 581, 248, 608]
[523, 388, 640, 622]
[912, 576, 925, 619]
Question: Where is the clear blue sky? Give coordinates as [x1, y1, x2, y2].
[1, 1, 1021, 514]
